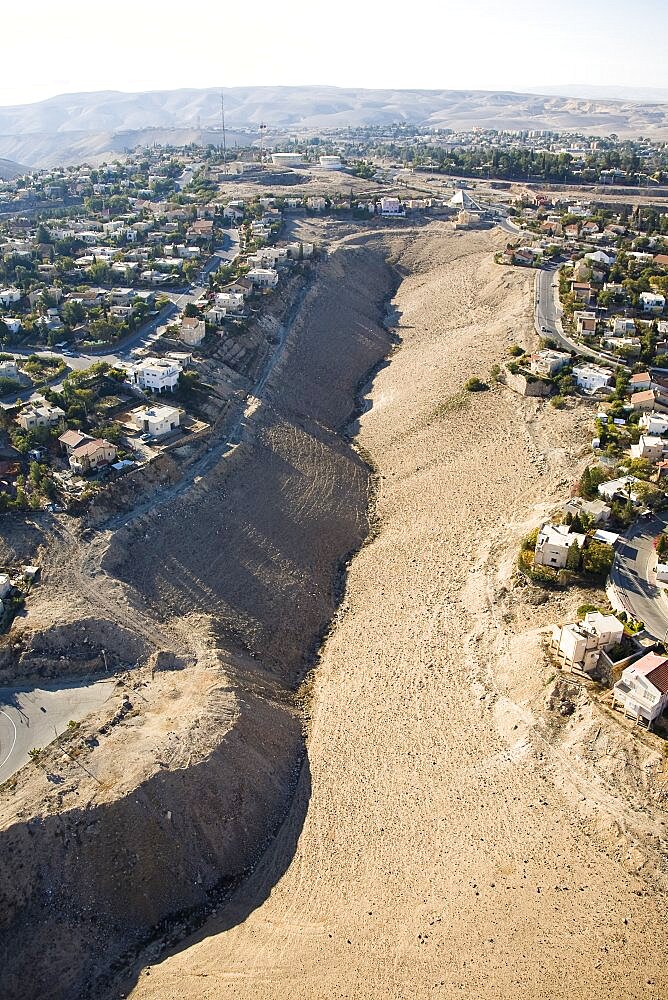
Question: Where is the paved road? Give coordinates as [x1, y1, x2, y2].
[534, 265, 627, 368]
[0, 678, 116, 783]
[609, 513, 668, 641]
[0, 229, 240, 406]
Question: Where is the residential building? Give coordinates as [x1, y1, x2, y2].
[247, 268, 279, 289]
[550, 611, 624, 674]
[630, 372, 652, 392]
[130, 357, 181, 393]
[530, 349, 570, 377]
[534, 523, 586, 569]
[613, 317, 636, 336]
[306, 197, 327, 212]
[630, 389, 668, 413]
[0, 287, 21, 306]
[562, 496, 611, 524]
[572, 363, 613, 392]
[597, 475, 642, 502]
[17, 403, 65, 431]
[179, 316, 206, 347]
[0, 360, 19, 380]
[0, 573, 11, 599]
[380, 197, 405, 217]
[69, 438, 117, 474]
[630, 435, 665, 462]
[575, 310, 597, 335]
[640, 411, 668, 436]
[58, 429, 91, 454]
[131, 404, 180, 437]
[639, 292, 665, 315]
[612, 652, 668, 727]
[571, 282, 594, 305]
[215, 291, 244, 313]
[601, 336, 641, 355]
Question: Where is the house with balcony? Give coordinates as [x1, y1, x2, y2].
[550, 611, 624, 675]
[17, 403, 65, 431]
[68, 437, 117, 474]
[247, 268, 279, 289]
[534, 523, 586, 569]
[130, 357, 181, 393]
[572, 363, 613, 393]
[529, 349, 570, 377]
[630, 435, 665, 463]
[612, 652, 668, 728]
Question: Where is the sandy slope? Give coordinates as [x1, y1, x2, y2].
[126, 224, 666, 999]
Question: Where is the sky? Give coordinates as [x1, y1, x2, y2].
[1, 0, 667, 106]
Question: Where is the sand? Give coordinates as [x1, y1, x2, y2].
[127, 223, 668, 1000]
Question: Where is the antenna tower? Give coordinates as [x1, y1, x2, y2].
[221, 90, 227, 170]
[259, 122, 267, 164]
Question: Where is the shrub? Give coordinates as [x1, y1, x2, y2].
[551, 395, 566, 409]
[508, 344, 524, 357]
[464, 377, 488, 393]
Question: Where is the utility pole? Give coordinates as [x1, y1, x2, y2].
[259, 122, 267, 165]
[221, 89, 227, 171]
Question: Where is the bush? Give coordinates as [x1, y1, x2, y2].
[464, 377, 488, 393]
[551, 395, 566, 409]
[508, 344, 524, 357]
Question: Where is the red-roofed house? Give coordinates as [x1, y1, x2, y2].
[612, 652, 668, 727]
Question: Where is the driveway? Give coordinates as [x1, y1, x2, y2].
[610, 513, 668, 641]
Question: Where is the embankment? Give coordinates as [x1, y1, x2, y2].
[125, 223, 668, 1000]
[0, 227, 401, 999]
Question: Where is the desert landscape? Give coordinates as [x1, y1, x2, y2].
[0, 217, 666, 999]
[121, 222, 668, 1000]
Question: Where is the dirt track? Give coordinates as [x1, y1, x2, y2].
[127, 224, 668, 1000]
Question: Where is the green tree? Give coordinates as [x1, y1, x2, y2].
[582, 540, 614, 578]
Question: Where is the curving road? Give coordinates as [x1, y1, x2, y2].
[0, 678, 116, 783]
[609, 513, 668, 641]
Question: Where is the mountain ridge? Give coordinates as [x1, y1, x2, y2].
[2, 85, 668, 169]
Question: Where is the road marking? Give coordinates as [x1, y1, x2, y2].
[0, 709, 18, 772]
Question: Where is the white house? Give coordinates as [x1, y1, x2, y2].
[2, 317, 21, 335]
[17, 403, 65, 431]
[0, 359, 19, 380]
[550, 611, 624, 674]
[247, 268, 279, 289]
[179, 316, 206, 347]
[0, 573, 11, 599]
[640, 411, 668, 436]
[612, 652, 668, 727]
[630, 435, 665, 462]
[215, 291, 244, 313]
[0, 287, 21, 307]
[613, 317, 636, 336]
[534, 523, 586, 569]
[205, 305, 226, 327]
[530, 349, 571, 377]
[131, 403, 180, 437]
[572, 363, 613, 393]
[597, 475, 642, 502]
[562, 496, 611, 524]
[306, 197, 327, 212]
[380, 197, 405, 217]
[639, 292, 665, 315]
[130, 357, 181, 393]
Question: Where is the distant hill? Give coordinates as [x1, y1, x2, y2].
[0, 157, 28, 180]
[2, 85, 668, 169]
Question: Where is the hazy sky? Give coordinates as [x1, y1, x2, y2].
[2, 0, 667, 106]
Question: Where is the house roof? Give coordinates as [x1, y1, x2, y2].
[59, 429, 91, 448]
[71, 438, 113, 459]
[630, 652, 668, 694]
[631, 372, 651, 383]
[631, 389, 656, 404]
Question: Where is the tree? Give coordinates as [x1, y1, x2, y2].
[566, 540, 581, 572]
[582, 540, 614, 578]
[184, 302, 200, 318]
